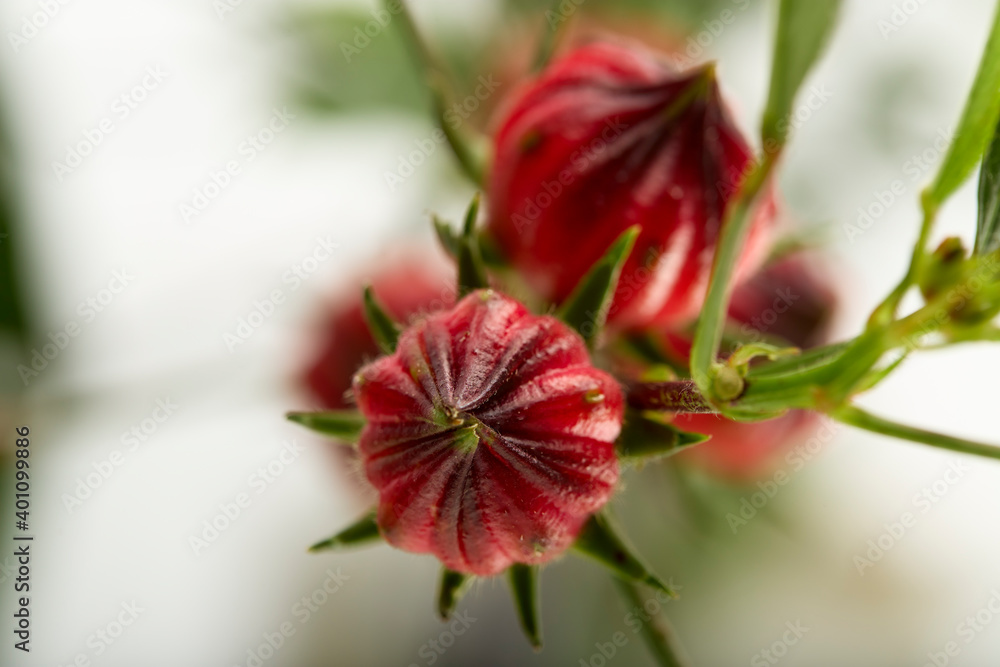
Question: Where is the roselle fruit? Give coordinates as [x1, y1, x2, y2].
[487, 41, 776, 330]
[352, 290, 623, 575]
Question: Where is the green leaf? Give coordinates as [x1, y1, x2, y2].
[572, 512, 677, 597]
[436, 568, 473, 621]
[977, 117, 1000, 254]
[287, 410, 366, 442]
[363, 285, 401, 354]
[761, 0, 842, 147]
[556, 226, 640, 347]
[927, 4, 1000, 208]
[432, 214, 460, 259]
[308, 510, 382, 552]
[507, 564, 542, 650]
[457, 194, 489, 296]
[618, 411, 710, 464]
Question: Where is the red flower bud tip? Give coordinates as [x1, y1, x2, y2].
[487, 41, 776, 330]
[352, 290, 623, 575]
[671, 255, 837, 479]
[303, 258, 454, 410]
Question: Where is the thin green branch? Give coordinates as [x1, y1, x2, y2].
[393, 0, 438, 81]
[868, 194, 938, 328]
[613, 580, 691, 667]
[626, 381, 715, 414]
[832, 405, 1000, 461]
[532, 0, 574, 72]
[689, 152, 777, 401]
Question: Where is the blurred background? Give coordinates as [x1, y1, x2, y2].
[1, 0, 1000, 665]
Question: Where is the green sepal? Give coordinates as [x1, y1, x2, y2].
[572, 511, 677, 597]
[727, 342, 800, 372]
[308, 509, 381, 553]
[457, 194, 489, 297]
[436, 568, 474, 621]
[744, 341, 849, 380]
[617, 410, 710, 465]
[557, 226, 640, 348]
[432, 214, 460, 259]
[427, 73, 489, 186]
[507, 564, 542, 650]
[531, 0, 573, 72]
[363, 285, 401, 354]
[854, 349, 909, 394]
[613, 579, 691, 667]
[286, 410, 366, 443]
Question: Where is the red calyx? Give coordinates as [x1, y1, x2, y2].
[487, 41, 776, 330]
[352, 290, 623, 575]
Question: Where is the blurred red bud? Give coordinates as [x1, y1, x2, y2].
[302, 257, 455, 410]
[487, 41, 776, 330]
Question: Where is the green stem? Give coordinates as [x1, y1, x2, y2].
[832, 405, 1000, 461]
[869, 193, 938, 328]
[816, 279, 959, 404]
[532, 0, 573, 72]
[393, 0, 438, 81]
[690, 151, 778, 402]
[816, 328, 889, 403]
[613, 580, 691, 667]
[626, 381, 715, 414]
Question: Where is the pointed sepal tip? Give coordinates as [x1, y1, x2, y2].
[362, 284, 402, 355]
[308, 510, 382, 553]
[437, 568, 474, 621]
[572, 511, 678, 598]
[286, 410, 366, 443]
[508, 563, 543, 650]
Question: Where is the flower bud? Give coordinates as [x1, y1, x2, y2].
[353, 290, 623, 575]
[302, 258, 455, 409]
[917, 238, 1000, 325]
[487, 41, 776, 329]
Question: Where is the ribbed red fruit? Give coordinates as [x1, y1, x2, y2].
[352, 290, 623, 575]
[487, 41, 775, 330]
